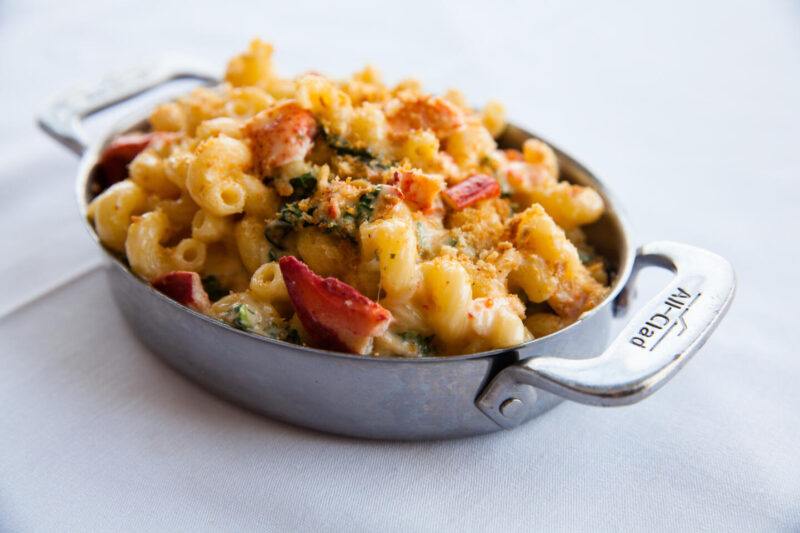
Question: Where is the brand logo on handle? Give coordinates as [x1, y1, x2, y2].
[629, 288, 702, 350]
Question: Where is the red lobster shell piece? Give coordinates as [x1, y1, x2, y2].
[279, 256, 392, 354]
[442, 174, 501, 210]
[152, 271, 211, 312]
[98, 132, 177, 186]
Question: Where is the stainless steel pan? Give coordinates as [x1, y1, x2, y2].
[38, 58, 736, 439]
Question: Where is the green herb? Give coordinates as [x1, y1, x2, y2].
[277, 202, 306, 226]
[579, 250, 594, 264]
[357, 186, 382, 222]
[201, 275, 227, 302]
[288, 173, 317, 200]
[316, 216, 358, 244]
[268, 249, 278, 263]
[283, 328, 301, 345]
[445, 235, 459, 247]
[264, 220, 292, 250]
[232, 304, 259, 331]
[263, 321, 302, 345]
[265, 201, 317, 249]
[334, 144, 373, 158]
[320, 126, 374, 158]
[399, 331, 435, 356]
[201, 275, 226, 301]
[390, 253, 396, 259]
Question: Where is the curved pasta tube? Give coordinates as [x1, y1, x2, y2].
[296, 228, 354, 280]
[186, 135, 250, 216]
[508, 252, 558, 303]
[203, 241, 250, 293]
[522, 138, 559, 181]
[349, 103, 388, 154]
[224, 86, 274, 119]
[444, 123, 496, 168]
[241, 173, 280, 219]
[154, 192, 199, 232]
[295, 74, 353, 135]
[171, 238, 207, 272]
[524, 182, 604, 229]
[225, 39, 275, 88]
[89, 180, 148, 253]
[191, 210, 232, 243]
[129, 148, 181, 197]
[195, 117, 244, 141]
[509, 204, 583, 273]
[249, 262, 292, 315]
[481, 100, 506, 138]
[163, 148, 193, 191]
[469, 297, 526, 348]
[360, 219, 419, 301]
[510, 204, 607, 320]
[400, 130, 439, 169]
[420, 258, 471, 347]
[149, 101, 187, 133]
[234, 216, 274, 273]
[525, 312, 566, 339]
[125, 209, 206, 280]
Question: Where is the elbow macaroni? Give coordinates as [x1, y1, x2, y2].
[125, 209, 207, 280]
[89, 40, 610, 357]
[89, 180, 148, 252]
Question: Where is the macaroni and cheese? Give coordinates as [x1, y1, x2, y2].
[88, 40, 609, 356]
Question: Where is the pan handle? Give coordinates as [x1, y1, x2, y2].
[476, 241, 736, 429]
[37, 55, 219, 156]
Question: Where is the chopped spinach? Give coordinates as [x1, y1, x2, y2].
[201, 275, 227, 302]
[264, 220, 292, 249]
[263, 321, 302, 344]
[283, 328, 301, 345]
[333, 144, 373, 159]
[288, 173, 317, 200]
[232, 304, 258, 331]
[277, 202, 306, 226]
[399, 331, 435, 356]
[265, 182, 385, 248]
[357, 186, 382, 222]
[264, 201, 317, 249]
[320, 127, 373, 158]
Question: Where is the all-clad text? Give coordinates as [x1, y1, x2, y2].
[629, 287, 694, 350]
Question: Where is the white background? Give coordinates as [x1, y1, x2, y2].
[1, 0, 798, 531]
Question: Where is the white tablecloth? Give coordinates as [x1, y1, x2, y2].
[1, 1, 798, 531]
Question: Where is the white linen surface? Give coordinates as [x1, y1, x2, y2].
[0, 0, 798, 531]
